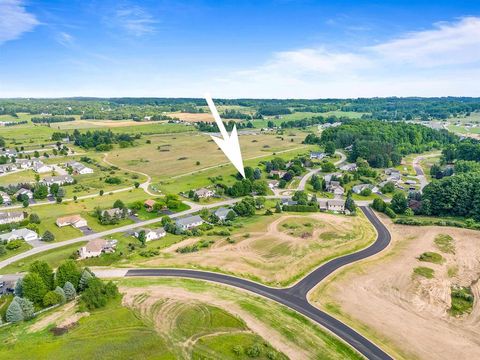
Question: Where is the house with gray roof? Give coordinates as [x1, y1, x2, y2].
[175, 215, 204, 230]
[0, 228, 39, 242]
[0, 212, 25, 225]
[214, 207, 232, 221]
[41, 175, 74, 186]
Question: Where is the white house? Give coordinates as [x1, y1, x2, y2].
[339, 163, 357, 172]
[42, 175, 74, 186]
[0, 228, 39, 242]
[0, 212, 25, 225]
[0, 163, 18, 174]
[194, 188, 215, 198]
[352, 184, 379, 195]
[134, 227, 166, 241]
[175, 215, 204, 230]
[15, 159, 33, 169]
[78, 238, 117, 259]
[318, 199, 346, 213]
[0, 191, 11, 205]
[32, 161, 52, 173]
[267, 180, 279, 190]
[15, 188, 33, 200]
[56, 214, 87, 228]
[66, 161, 94, 175]
[270, 170, 286, 178]
[214, 207, 232, 221]
[310, 152, 326, 160]
[0, 149, 17, 158]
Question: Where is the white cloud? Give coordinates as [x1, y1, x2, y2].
[371, 16, 480, 67]
[0, 0, 39, 45]
[112, 5, 157, 36]
[56, 31, 74, 47]
[215, 17, 480, 98]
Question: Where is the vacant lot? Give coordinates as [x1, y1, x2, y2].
[310, 214, 480, 360]
[140, 212, 375, 286]
[119, 278, 363, 359]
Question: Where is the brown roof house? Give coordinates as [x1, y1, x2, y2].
[78, 238, 117, 259]
[56, 214, 88, 228]
[144, 199, 156, 212]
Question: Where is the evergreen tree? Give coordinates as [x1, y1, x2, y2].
[54, 286, 67, 304]
[14, 278, 23, 297]
[275, 202, 282, 213]
[6, 299, 24, 323]
[63, 281, 77, 301]
[17, 297, 34, 320]
[79, 269, 94, 291]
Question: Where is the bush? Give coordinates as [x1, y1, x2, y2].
[413, 266, 434, 279]
[245, 343, 261, 357]
[6, 239, 23, 250]
[43, 290, 64, 307]
[54, 286, 67, 304]
[418, 251, 444, 264]
[384, 207, 396, 219]
[41, 230, 55, 242]
[80, 278, 119, 310]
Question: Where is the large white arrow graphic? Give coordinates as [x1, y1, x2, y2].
[205, 93, 245, 179]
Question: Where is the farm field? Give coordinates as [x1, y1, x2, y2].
[0, 277, 362, 360]
[309, 214, 480, 360]
[136, 211, 376, 286]
[106, 131, 313, 191]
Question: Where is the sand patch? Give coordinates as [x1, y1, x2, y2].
[312, 214, 480, 359]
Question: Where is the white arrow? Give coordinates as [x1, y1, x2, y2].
[205, 93, 245, 179]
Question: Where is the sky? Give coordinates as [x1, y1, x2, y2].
[1, 0, 480, 98]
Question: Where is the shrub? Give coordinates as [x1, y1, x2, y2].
[41, 230, 55, 242]
[54, 286, 67, 304]
[413, 266, 434, 279]
[245, 343, 261, 357]
[6, 239, 23, 250]
[43, 290, 64, 307]
[418, 251, 444, 264]
[384, 207, 396, 219]
[80, 278, 119, 310]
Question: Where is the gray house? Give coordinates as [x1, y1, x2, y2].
[175, 215, 204, 230]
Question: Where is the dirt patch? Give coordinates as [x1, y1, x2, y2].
[121, 285, 309, 359]
[143, 213, 375, 286]
[311, 214, 480, 359]
[167, 112, 215, 123]
[29, 302, 76, 333]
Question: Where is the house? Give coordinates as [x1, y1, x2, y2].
[66, 161, 94, 175]
[352, 184, 379, 194]
[404, 179, 417, 186]
[214, 207, 232, 221]
[41, 175, 74, 186]
[0, 149, 17, 158]
[0, 163, 17, 174]
[270, 170, 286, 178]
[340, 163, 357, 172]
[344, 145, 353, 151]
[144, 199, 156, 212]
[328, 199, 346, 212]
[267, 180, 279, 190]
[0, 228, 39, 242]
[15, 188, 33, 200]
[0, 191, 11, 205]
[195, 188, 215, 198]
[319, 199, 346, 212]
[56, 214, 88, 228]
[310, 152, 326, 160]
[78, 238, 117, 259]
[323, 172, 342, 185]
[281, 198, 298, 206]
[15, 159, 33, 169]
[134, 227, 166, 241]
[101, 207, 130, 218]
[32, 161, 52, 173]
[175, 215, 204, 230]
[0, 212, 25, 225]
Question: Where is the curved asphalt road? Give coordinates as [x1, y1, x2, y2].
[126, 206, 393, 360]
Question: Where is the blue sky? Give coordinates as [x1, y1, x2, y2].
[1, 0, 480, 98]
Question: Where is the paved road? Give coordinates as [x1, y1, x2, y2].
[0, 198, 240, 269]
[412, 152, 439, 191]
[125, 206, 392, 360]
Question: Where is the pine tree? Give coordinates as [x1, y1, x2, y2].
[63, 281, 77, 301]
[6, 300, 24, 323]
[54, 286, 67, 304]
[78, 269, 94, 291]
[14, 278, 23, 297]
[275, 202, 282, 213]
[17, 297, 35, 320]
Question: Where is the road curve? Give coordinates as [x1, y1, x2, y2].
[297, 150, 347, 191]
[126, 206, 393, 360]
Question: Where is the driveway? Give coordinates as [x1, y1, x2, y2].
[77, 226, 95, 235]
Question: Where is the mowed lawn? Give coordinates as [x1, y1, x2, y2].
[23, 189, 154, 242]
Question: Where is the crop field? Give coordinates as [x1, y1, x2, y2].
[138, 211, 376, 286]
